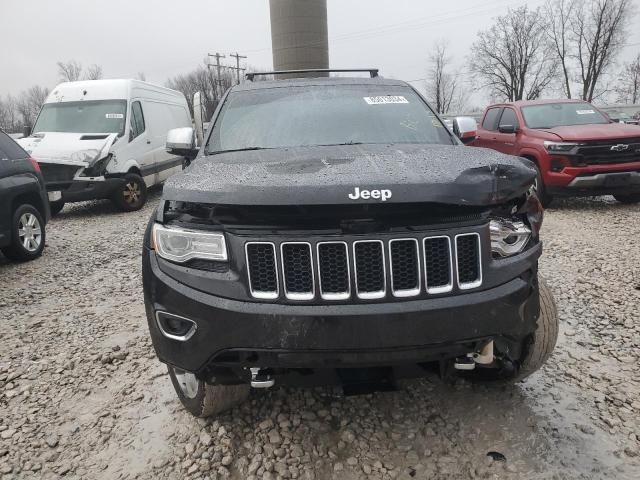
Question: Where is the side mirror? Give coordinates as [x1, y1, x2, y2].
[166, 127, 198, 160]
[498, 124, 518, 134]
[22, 125, 31, 137]
[452, 117, 478, 144]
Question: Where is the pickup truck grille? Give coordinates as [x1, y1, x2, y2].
[245, 232, 482, 302]
[574, 138, 640, 165]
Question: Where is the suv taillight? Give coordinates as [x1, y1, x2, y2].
[30, 158, 41, 173]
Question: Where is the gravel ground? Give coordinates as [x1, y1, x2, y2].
[0, 192, 639, 480]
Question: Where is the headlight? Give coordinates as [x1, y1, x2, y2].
[152, 224, 227, 263]
[490, 218, 531, 257]
[543, 141, 580, 152]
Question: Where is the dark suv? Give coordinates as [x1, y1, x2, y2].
[142, 69, 557, 417]
[0, 130, 49, 262]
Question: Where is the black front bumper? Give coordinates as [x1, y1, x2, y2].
[143, 249, 540, 376]
[47, 178, 126, 203]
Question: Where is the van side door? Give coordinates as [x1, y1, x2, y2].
[127, 100, 155, 184]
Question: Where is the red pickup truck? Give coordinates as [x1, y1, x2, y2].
[471, 99, 640, 206]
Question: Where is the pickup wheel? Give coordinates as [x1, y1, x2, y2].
[111, 173, 147, 212]
[1, 204, 46, 262]
[514, 277, 559, 381]
[613, 193, 640, 204]
[532, 164, 553, 208]
[49, 200, 65, 217]
[167, 366, 249, 418]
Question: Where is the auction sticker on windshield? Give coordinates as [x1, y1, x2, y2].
[576, 109, 595, 115]
[364, 96, 409, 105]
[105, 113, 124, 118]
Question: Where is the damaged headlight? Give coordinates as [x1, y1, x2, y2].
[490, 218, 531, 257]
[152, 224, 227, 263]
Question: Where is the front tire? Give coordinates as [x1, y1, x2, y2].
[514, 278, 558, 381]
[167, 366, 249, 418]
[1, 204, 46, 262]
[111, 173, 147, 212]
[613, 193, 640, 204]
[532, 164, 554, 208]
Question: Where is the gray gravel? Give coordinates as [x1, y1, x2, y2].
[0, 192, 639, 480]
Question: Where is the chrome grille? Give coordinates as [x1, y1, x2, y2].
[455, 233, 482, 289]
[245, 232, 482, 301]
[317, 242, 350, 300]
[245, 242, 278, 299]
[280, 242, 314, 300]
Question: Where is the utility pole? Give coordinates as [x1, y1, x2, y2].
[207, 52, 227, 96]
[229, 52, 247, 85]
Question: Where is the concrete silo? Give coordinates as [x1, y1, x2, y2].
[269, 0, 329, 77]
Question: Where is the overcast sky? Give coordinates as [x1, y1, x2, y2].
[1, 0, 639, 105]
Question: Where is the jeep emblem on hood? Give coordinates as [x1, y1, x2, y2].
[348, 187, 392, 201]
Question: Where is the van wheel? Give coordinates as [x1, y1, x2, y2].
[167, 366, 249, 418]
[112, 173, 147, 212]
[613, 193, 640, 204]
[49, 200, 65, 216]
[1, 204, 46, 262]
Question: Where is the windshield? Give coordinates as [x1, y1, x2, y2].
[206, 84, 453, 153]
[33, 100, 127, 136]
[521, 102, 608, 129]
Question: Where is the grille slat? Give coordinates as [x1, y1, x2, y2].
[317, 242, 350, 300]
[353, 240, 386, 299]
[455, 233, 482, 289]
[424, 236, 453, 293]
[281, 242, 314, 300]
[389, 239, 420, 297]
[245, 242, 278, 299]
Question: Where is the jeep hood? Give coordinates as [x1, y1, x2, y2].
[539, 123, 640, 142]
[17, 132, 117, 167]
[163, 144, 536, 206]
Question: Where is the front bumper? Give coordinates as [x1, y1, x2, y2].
[47, 177, 126, 203]
[548, 170, 640, 196]
[143, 248, 540, 375]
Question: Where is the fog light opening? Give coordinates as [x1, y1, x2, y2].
[156, 311, 197, 341]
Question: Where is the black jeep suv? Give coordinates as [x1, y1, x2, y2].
[142, 70, 557, 417]
[0, 130, 49, 262]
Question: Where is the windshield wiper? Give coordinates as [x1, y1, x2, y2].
[205, 146, 274, 155]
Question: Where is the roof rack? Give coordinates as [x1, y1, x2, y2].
[245, 68, 379, 81]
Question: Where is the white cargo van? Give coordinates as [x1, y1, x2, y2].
[18, 79, 192, 214]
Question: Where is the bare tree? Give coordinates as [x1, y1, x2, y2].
[424, 42, 463, 114]
[16, 86, 49, 129]
[469, 6, 557, 101]
[135, 72, 147, 81]
[57, 60, 83, 82]
[615, 53, 640, 104]
[84, 64, 103, 80]
[0, 95, 20, 132]
[546, 0, 578, 98]
[166, 64, 234, 118]
[571, 0, 632, 101]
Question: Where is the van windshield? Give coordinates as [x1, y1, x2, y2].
[33, 100, 127, 136]
[521, 102, 609, 129]
[206, 84, 454, 154]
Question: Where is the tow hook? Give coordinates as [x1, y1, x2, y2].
[453, 341, 495, 371]
[249, 367, 275, 388]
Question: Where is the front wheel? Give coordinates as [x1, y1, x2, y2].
[532, 164, 553, 208]
[613, 193, 640, 204]
[167, 366, 249, 418]
[1, 204, 46, 262]
[111, 173, 147, 212]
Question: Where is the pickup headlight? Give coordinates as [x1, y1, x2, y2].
[152, 224, 227, 262]
[490, 218, 531, 257]
[543, 141, 580, 152]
